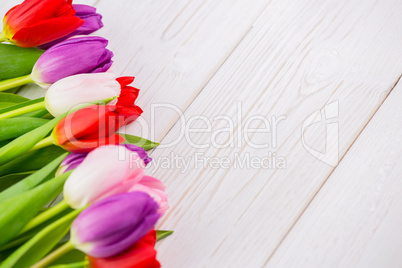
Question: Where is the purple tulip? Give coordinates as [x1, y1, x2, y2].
[70, 192, 160, 258]
[57, 145, 151, 176]
[71, 5, 104, 35]
[121, 144, 153, 166]
[56, 153, 87, 176]
[31, 36, 113, 86]
[39, 5, 104, 49]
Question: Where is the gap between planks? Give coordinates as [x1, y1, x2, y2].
[263, 72, 402, 266]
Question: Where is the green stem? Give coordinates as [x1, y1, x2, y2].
[30, 136, 55, 152]
[32, 241, 74, 268]
[0, 100, 46, 119]
[21, 200, 70, 234]
[0, 32, 6, 42]
[0, 74, 34, 92]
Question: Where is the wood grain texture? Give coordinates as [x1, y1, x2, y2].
[91, 0, 271, 141]
[267, 79, 402, 268]
[1, 0, 402, 267]
[149, 0, 402, 267]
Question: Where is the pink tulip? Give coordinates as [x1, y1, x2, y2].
[63, 145, 168, 212]
[130, 176, 169, 215]
[63, 145, 145, 209]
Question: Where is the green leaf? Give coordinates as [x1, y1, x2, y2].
[0, 117, 50, 141]
[0, 93, 31, 110]
[0, 93, 29, 104]
[47, 250, 86, 267]
[0, 44, 43, 81]
[26, 109, 52, 119]
[0, 103, 19, 109]
[1, 210, 80, 268]
[156, 230, 174, 241]
[0, 172, 34, 192]
[0, 113, 63, 166]
[0, 153, 68, 203]
[3, 88, 20, 94]
[0, 171, 70, 247]
[0, 140, 9, 148]
[0, 206, 74, 254]
[0, 97, 44, 116]
[118, 134, 160, 151]
[48, 260, 88, 268]
[0, 145, 65, 178]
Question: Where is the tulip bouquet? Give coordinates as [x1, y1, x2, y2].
[0, 0, 173, 267]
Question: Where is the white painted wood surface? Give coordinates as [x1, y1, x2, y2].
[267, 79, 402, 268]
[2, 0, 402, 267]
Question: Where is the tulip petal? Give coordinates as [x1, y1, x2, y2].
[116, 77, 135, 87]
[73, 5, 103, 33]
[122, 144, 152, 165]
[4, 0, 76, 30]
[33, 36, 113, 85]
[52, 104, 118, 144]
[3, 0, 84, 47]
[130, 176, 169, 215]
[45, 73, 119, 117]
[63, 146, 145, 208]
[87, 230, 160, 268]
[73, 4, 97, 15]
[71, 192, 160, 258]
[39, 5, 104, 49]
[60, 133, 125, 154]
[10, 16, 84, 47]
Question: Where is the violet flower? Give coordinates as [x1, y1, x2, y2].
[70, 191, 160, 258]
[31, 36, 113, 87]
[56, 153, 87, 176]
[122, 144, 152, 166]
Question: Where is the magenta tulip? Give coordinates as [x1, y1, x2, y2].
[31, 36, 113, 87]
[70, 192, 160, 258]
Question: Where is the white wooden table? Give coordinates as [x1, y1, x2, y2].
[2, 0, 402, 267]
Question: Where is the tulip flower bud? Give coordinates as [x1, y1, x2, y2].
[55, 153, 86, 177]
[87, 230, 161, 268]
[2, 0, 85, 47]
[31, 36, 113, 88]
[122, 144, 152, 166]
[45, 73, 120, 117]
[39, 5, 103, 49]
[72, 4, 103, 35]
[57, 144, 152, 177]
[130, 176, 169, 215]
[52, 77, 143, 152]
[71, 192, 160, 258]
[63, 145, 146, 209]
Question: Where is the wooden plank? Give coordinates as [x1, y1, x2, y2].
[267, 79, 402, 268]
[89, 0, 271, 141]
[150, 0, 402, 267]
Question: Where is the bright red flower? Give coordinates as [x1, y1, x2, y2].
[2, 0, 85, 47]
[87, 230, 161, 268]
[52, 77, 143, 153]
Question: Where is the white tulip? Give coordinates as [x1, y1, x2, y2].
[45, 73, 120, 117]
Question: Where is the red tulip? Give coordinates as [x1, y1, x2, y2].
[87, 230, 161, 268]
[2, 0, 85, 47]
[52, 77, 143, 153]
